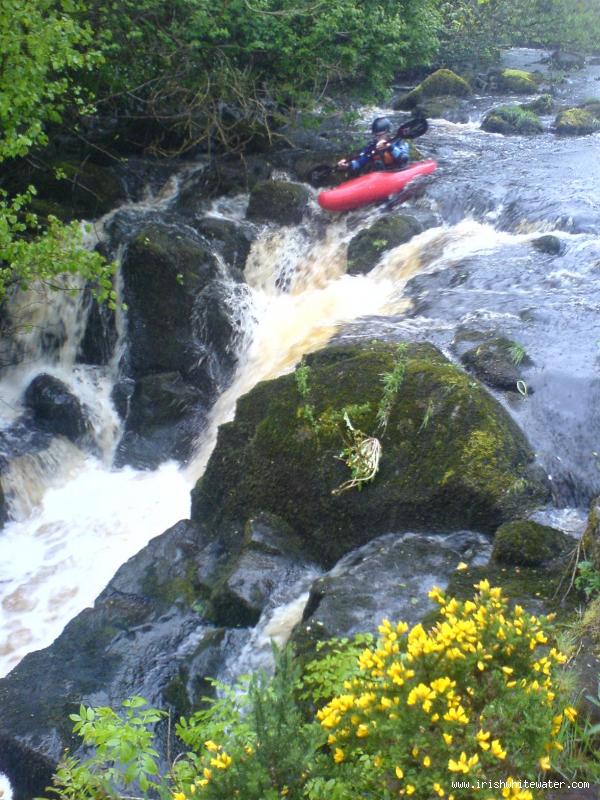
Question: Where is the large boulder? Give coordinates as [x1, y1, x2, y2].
[121, 223, 218, 384]
[347, 214, 423, 275]
[393, 68, 471, 111]
[246, 180, 311, 225]
[492, 69, 539, 94]
[292, 530, 491, 655]
[481, 105, 543, 135]
[554, 107, 600, 136]
[23, 374, 92, 445]
[115, 371, 205, 469]
[492, 519, 572, 567]
[192, 342, 548, 566]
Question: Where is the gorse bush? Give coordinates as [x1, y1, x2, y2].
[313, 580, 575, 799]
[44, 584, 582, 800]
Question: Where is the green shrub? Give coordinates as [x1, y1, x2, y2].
[44, 584, 581, 800]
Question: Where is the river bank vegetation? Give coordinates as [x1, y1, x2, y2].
[42, 582, 595, 799]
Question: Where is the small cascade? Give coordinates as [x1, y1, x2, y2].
[0, 437, 85, 520]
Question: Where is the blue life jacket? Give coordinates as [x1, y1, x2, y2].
[350, 137, 409, 171]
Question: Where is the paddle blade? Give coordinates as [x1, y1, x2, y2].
[395, 117, 428, 139]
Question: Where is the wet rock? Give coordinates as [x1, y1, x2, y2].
[115, 372, 205, 469]
[492, 68, 539, 94]
[554, 107, 600, 136]
[195, 216, 256, 274]
[532, 234, 564, 255]
[77, 294, 118, 366]
[192, 342, 548, 566]
[481, 105, 543, 135]
[0, 520, 217, 799]
[582, 497, 600, 571]
[285, 150, 348, 188]
[176, 156, 272, 212]
[393, 69, 471, 111]
[23, 373, 92, 444]
[459, 336, 533, 392]
[492, 519, 572, 567]
[191, 281, 250, 395]
[347, 214, 423, 275]
[292, 531, 491, 653]
[0, 481, 6, 527]
[121, 223, 219, 382]
[246, 180, 311, 225]
[209, 513, 315, 627]
[521, 94, 554, 115]
[111, 377, 135, 420]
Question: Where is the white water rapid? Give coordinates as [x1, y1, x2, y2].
[0, 200, 536, 682]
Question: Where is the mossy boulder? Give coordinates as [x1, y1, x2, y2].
[347, 215, 423, 275]
[494, 69, 539, 94]
[393, 69, 471, 111]
[581, 100, 600, 120]
[460, 336, 533, 392]
[246, 180, 311, 225]
[481, 105, 543, 135]
[191, 342, 548, 566]
[121, 223, 219, 381]
[492, 519, 572, 567]
[554, 107, 600, 136]
[521, 94, 554, 114]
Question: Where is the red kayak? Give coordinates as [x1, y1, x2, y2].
[318, 159, 437, 213]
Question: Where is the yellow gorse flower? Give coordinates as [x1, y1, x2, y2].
[316, 583, 572, 791]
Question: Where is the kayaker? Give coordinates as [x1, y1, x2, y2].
[337, 117, 409, 173]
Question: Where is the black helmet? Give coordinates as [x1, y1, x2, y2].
[371, 116, 392, 134]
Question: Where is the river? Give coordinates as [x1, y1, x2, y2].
[1, 47, 599, 797]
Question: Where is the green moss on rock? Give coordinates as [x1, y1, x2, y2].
[493, 520, 572, 567]
[495, 69, 539, 94]
[347, 215, 423, 275]
[481, 105, 543, 135]
[554, 107, 600, 136]
[192, 342, 547, 566]
[521, 94, 554, 114]
[393, 69, 471, 111]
